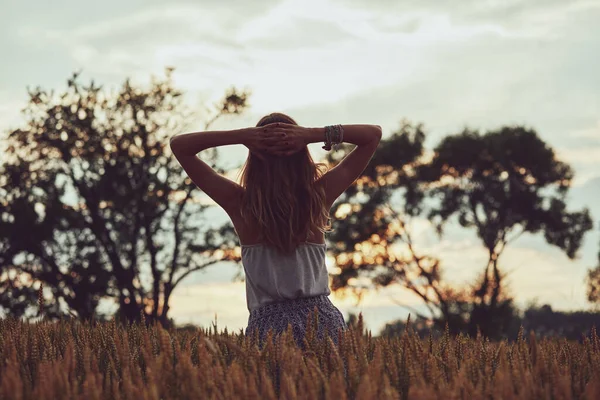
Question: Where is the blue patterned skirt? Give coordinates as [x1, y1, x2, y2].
[245, 295, 347, 348]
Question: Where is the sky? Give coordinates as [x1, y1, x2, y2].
[1, 0, 600, 334]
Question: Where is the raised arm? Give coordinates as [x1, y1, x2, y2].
[169, 126, 284, 215]
[309, 124, 382, 208]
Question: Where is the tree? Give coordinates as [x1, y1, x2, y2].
[522, 303, 600, 340]
[585, 223, 600, 307]
[414, 126, 593, 337]
[0, 68, 250, 326]
[326, 123, 591, 339]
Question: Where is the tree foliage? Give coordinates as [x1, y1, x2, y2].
[416, 126, 593, 336]
[327, 123, 593, 339]
[0, 69, 250, 326]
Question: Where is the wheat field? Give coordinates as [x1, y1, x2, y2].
[2, 310, 600, 400]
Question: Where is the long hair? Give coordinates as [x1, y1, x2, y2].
[237, 112, 332, 255]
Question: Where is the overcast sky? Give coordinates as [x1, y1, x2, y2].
[2, 0, 600, 334]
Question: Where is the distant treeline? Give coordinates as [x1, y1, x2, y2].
[378, 304, 600, 341]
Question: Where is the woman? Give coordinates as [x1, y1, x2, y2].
[170, 113, 382, 347]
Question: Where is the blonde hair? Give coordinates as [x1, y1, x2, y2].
[237, 112, 332, 255]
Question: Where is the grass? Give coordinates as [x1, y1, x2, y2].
[2, 310, 600, 399]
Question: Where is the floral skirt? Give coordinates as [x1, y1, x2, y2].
[245, 295, 347, 348]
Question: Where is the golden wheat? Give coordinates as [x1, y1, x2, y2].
[1, 312, 600, 399]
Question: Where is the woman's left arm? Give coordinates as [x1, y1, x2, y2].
[169, 127, 254, 215]
[169, 125, 283, 215]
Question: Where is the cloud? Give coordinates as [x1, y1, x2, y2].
[16, 0, 564, 114]
[560, 121, 600, 169]
[558, 147, 600, 166]
[554, 121, 600, 183]
[570, 121, 600, 140]
[18, 1, 276, 45]
[0, 92, 27, 133]
[334, 0, 600, 37]
[15, 2, 273, 80]
[234, 0, 363, 48]
[11, 0, 598, 135]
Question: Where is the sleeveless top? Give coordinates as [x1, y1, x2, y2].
[240, 233, 331, 311]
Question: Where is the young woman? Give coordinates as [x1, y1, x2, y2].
[170, 113, 382, 347]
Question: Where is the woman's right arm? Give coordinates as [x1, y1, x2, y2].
[305, 125, 382, 208]
[304, 124, 382, 147]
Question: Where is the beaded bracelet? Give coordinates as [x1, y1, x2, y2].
[323, 125, 344, 151]
[332, 125, 343, 150]
[322, 126, 332, 150]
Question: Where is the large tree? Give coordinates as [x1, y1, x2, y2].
[326, 123, 592, 338]
[0, 69, 249, 326]
[414, 126, 593, 336]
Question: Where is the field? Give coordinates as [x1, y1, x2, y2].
[1, 314, 600, 400]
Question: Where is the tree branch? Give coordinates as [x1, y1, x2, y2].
[61, 163, 136, 301]
[172, 258, 222, 289]
[505, 225, 525, 246]
[168, 185, 195, 286]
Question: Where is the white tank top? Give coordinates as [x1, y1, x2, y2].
[240, 241, 331, 311]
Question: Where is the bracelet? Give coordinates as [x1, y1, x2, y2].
[333, 125, 343, 150]
[322, 125, 332, 150]
[322, 125, 343, 151]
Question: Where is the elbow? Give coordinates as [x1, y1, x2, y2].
[169, 135, 201, 156]
[170, 135, 183, 151]
[373, 125, 382, 141]
[169, 135, 183, 155]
